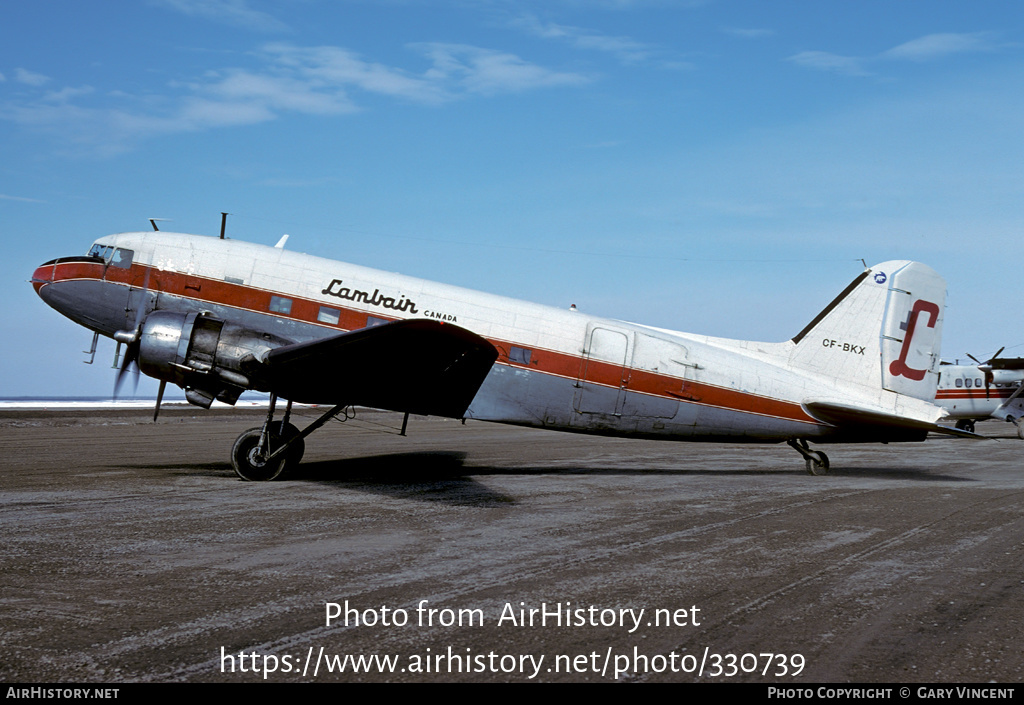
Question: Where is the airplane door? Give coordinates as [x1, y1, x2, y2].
[621, 333, 687, 419]
[574, 326, 629, 416]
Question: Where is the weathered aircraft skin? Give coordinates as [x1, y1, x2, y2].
[32, 231, 969, 478]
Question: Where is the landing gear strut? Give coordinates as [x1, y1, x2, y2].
[230, 394, 346, 481]
[787, 438, 830, 476]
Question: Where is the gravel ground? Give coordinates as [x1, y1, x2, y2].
[2, 408, 1022, 683]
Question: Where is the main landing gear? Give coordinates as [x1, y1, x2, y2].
[230, 393, 348, 481]
[787, 438, 830, 476]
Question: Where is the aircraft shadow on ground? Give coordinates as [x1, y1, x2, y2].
[114, 452, 975, 506]
[295, 451, 517, 506]
[292, 451, 977, 486]
[825, 467, 974, 482]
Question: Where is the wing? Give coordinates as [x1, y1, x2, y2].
[263, 319, 498, 418]
[802, 401, 989, 440]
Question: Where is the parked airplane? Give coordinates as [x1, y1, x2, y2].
[936, 356, 1024, 437]
[31, 229, 977, 480]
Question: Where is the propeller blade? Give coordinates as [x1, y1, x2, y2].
[153, 380, 166, 422]
[113, 267, 153, 401]
[966, 352, 982, 365]
[113, 340, 140, 400]
[991, 347, 1006, 362]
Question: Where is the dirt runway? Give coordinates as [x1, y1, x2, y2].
[2, 408, 1022, 683]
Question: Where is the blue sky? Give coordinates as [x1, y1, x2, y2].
[3, 0, 1023, 397]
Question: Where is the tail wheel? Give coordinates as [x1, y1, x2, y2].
[788, 438, 830, 476]
[805, 450, 830, 476]
[232, 427, 289, 481]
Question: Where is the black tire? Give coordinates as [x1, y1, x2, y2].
[805, 450, 830, 476]
[272, 421, 305, 465]
[231, 427, 288, 481]
[955, 419, 975, 433]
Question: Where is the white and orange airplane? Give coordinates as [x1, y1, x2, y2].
[936, 356, 1024, 437]
[31, 227, 977, 480]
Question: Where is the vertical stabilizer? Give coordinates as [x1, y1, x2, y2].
[788, 261, 945, 402]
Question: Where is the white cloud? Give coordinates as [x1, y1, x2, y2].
[510, 14, 685, 68]
[199, 69, 358, 115]
[790, 32, 1005, 78]
[414, 43, 591, 94]
[882, 33, 996, 62]
[150, 0, 289, 32]
[0, 41, 590, 154]
[0, 193, 45, 203]
[44, 86, 95, 103]
[266, 44, 446, 104]
[14, 68, 51, 86]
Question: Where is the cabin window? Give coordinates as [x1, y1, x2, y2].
[366, 315, 388, 328]
[509, 346, 532, 365]
[955, 378, 963, 388]
[269, 296, 292, 314]
[317, 306, 340, 325]
[976, 378, 983, 387]
[965, 378, 972, 388]
[111, 248, 133, 269]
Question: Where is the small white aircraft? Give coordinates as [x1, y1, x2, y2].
[936, 354, 1024, 437]
[31, 227, 977, 480]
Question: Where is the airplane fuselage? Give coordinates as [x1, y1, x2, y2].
[33, 232, 949, 449]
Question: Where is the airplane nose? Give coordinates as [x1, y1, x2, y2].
[30, 262, 56, 293]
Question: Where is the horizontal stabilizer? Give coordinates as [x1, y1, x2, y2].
[264, 319, 498, 417]
[802, 401, 990, 440]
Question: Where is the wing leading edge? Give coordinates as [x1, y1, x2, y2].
[264, 319, 498, 418]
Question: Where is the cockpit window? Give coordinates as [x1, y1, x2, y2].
[87, 244, 134, 268]
[88, 244, 114, 261]
[111, 248, 134, 269]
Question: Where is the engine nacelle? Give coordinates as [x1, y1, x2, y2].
[990, 369, 1024, 387]
[137, 311, 292, 408]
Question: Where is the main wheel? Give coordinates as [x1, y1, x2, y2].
[231, 427, 288, 481]
[272, 421, 304, 465]
[805, 450, 830, 476]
